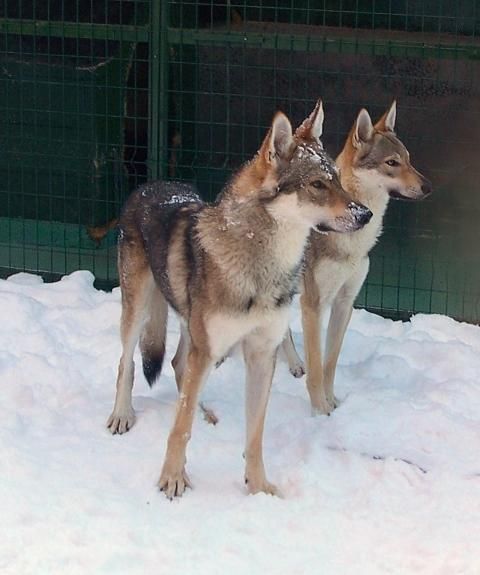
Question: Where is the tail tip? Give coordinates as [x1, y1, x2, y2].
[142, 356, 163, 387]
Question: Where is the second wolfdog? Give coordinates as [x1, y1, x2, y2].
[283, 101, 432, 415]
[107, 104, 372, 497]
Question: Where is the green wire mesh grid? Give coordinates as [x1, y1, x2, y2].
[165, 1, 480, 322]
[0, 1, 152, 286]
[1, 1, 479, 320]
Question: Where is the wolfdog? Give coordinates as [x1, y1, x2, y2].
[106, 104, 372, 497]
[282, 101, 433, 415]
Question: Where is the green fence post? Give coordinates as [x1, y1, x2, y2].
[149, 0, 169, 180]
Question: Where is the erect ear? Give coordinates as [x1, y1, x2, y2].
[352, 108, 374, 149]
[294, 99, 324, 143]
[259, 111, 293, 166]
[374, 100, 397, 133]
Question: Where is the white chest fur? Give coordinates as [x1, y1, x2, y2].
[312, 176, 390, 306]
[206, 308, 290, 361]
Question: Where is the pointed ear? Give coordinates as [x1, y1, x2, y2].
[294, 99, 324, 143]
[375, 100, 396, 133]
[259, 111, 293, 166]
[352, 108, 374, 149]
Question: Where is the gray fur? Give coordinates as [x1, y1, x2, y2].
[107, 110, 372, 498]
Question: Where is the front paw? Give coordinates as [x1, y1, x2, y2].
[158, 466, 192, 499]
[106, 408, 135, 434]
[289, 361, 305, 379]
[245, 475, 280, 497]
[326, 393, 339, 410]
[311, 397, 336, 416]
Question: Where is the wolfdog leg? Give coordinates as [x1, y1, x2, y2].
[323, 263, 368, 407]
[323, 295, 353, 409]
[107, 268, 153, 434]
[279, 328, 305, 378]
[172, 322, 190, 393]
[301, 292, 331, 415]
[243, 330, 281, 496]
[158, 346, 212, 498]
[172, 324, 218, 425]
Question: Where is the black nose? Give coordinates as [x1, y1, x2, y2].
[359, 207, 373, 225]
[421, 179, 433, 197]
[350, 202, 373, 225]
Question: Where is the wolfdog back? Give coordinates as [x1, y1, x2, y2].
[118, 180, 204, 316]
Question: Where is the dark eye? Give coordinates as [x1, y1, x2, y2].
[386, 159, 400, 167]
[311, 180, 326, 189]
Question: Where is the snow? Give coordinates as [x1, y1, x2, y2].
[295, 144, 336, 180]
[1, 270, 479, 575]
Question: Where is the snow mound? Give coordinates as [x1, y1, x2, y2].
[1, 272, 479, 575]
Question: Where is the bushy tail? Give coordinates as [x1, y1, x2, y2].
[139, 287, 168, 387]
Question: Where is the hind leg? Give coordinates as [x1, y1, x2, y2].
[172, 324, 218, 425]
[107, 248, 154, 434]
[279, 328, 305, 378]
[172, 322, 189, 392]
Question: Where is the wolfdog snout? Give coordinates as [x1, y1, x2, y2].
[421, 178, 433, 198]
[348, 202, 373, 226]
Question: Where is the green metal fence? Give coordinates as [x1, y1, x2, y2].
[0, 1, 155, 284]
[1, 1, 479, 321]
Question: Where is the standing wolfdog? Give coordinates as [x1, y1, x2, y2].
[283, 102, 433, 415]
[107, 104, 372, 498]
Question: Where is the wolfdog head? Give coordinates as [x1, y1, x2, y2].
[339, 101, 433, 201]
[230, 103, 372, 233]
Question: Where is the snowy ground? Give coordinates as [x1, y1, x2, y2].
[1, 270, 479, 575]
